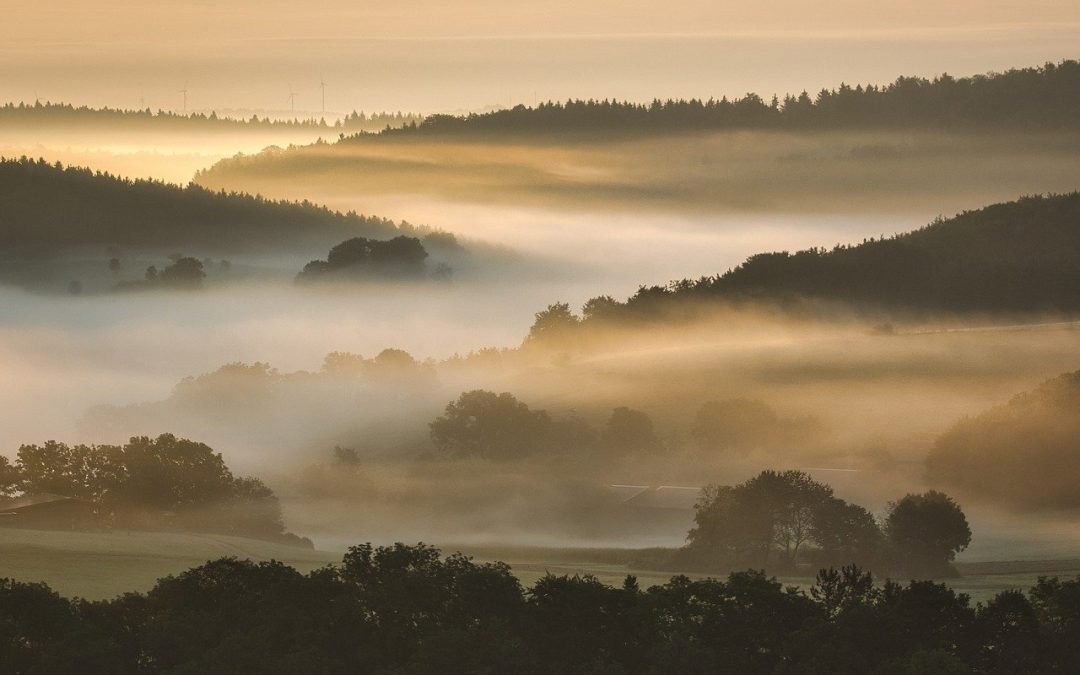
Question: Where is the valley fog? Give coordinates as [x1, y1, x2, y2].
[4, 171, 1079, 553]
[0, 205, 919, 451]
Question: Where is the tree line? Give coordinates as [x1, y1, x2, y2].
[370, 60, 1080, 138]
[0, 101, 423, 132]
[3, 541, 1079, 673]
[0, 434, 308, 546]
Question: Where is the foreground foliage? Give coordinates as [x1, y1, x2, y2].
[1, 543, 1078, 674]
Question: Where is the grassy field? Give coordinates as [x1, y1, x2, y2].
[3, 529, 1079, 604]
[454, 544, 1080, 604]
[0, 528, 339, 599]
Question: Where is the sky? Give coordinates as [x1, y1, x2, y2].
[3, 1, 1079, 114]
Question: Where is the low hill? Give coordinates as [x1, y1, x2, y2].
[927, 370, 1080, 511]
[0, 157, 404, 255]
[570, 192, 1080, 321]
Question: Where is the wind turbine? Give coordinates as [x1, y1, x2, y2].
[178, 81, 189, 114]
[287, 84, 296, 118]
[319, 76, 327, 117]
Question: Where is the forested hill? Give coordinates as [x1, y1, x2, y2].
[0, 158, 403, 254]
[371, 60, 1080, 138]
[555, 193, 1080, 325]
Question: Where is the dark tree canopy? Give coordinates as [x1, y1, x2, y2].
[682, 471, 967, 577]
[3, 542, 1080, 674]
[885, 491, 972, 577]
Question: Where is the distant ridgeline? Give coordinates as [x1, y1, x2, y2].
[0, 102, 423, 132]
[0, 157, 407, 254]
[527, 192, 1080, 332]
[367, 60, 1080, 137]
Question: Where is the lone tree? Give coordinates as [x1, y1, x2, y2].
[429, 390, 553, 460]
[885, 490, 972, 577]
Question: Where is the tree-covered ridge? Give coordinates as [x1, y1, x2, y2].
[370, 60, 1080, 138]
[527, 192, 1080, 334]
[0, 157, 406, 253]
[0, 101, 423, 132]
[3, 542, 1080, 673]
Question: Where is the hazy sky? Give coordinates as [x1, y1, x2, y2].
[4, 1, 1079, 114]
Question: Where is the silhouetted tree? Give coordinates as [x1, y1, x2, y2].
[885, 491, 972, 577]
[686, 470, 880, 572]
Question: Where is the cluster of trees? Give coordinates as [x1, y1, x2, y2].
[679, 471, 971, 578]
[114, 256, 208, 291]
[0, 101, 423, 132]
[523, 193, 1080, 340]
[0, 434, 307, 545]
[428, 390, 663, 460]
[428, 390, 817, 461]
[297, 235, 432, 282]
[4, 542, 1080, 673]
[0, 157, 405, 254]
[927, 369, 1080, 511]
[374, 60, 1080, 138]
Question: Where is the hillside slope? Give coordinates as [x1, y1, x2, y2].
[0, 158, 403, 255]
[592, 193, 1080, 318]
